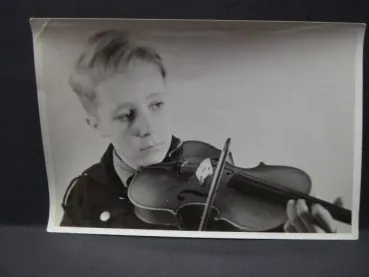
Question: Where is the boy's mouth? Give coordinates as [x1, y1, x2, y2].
[140, 141, 164, 152]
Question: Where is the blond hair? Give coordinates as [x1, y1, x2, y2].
[69, 30, 166, 115]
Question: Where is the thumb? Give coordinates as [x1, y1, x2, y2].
[333, 197, 344, 207]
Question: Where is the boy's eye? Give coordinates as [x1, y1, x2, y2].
[114, 111, 134, 122]
[150, 101, 165, 111]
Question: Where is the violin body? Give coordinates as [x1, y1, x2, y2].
[127, 140, 324, 232]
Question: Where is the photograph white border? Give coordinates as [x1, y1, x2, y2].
[30, 18, 366, 240]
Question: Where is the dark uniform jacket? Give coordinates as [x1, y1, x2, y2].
[61, 136, 284, 232]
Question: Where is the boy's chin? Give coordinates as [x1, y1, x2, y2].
[139, 153, 167, 167]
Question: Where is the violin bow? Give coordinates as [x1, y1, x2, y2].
[198, 137, 231, 231]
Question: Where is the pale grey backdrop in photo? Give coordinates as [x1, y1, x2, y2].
[36, 21, 362, 232]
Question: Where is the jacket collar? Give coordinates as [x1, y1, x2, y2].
[86, 135, 182, 191]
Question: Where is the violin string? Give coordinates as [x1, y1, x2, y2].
[146, 158, 349, 223]
[154, 160, 312, 201]
[181, 163, 340, 208]
[149, 158, 347, 213]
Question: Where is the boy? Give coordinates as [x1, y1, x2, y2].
[61, 30, 341, 233]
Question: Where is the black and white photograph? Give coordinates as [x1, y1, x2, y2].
[31, 18, 365, 240]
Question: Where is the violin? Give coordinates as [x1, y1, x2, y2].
[127, 138, 351, 232]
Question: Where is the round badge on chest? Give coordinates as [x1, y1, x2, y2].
[99, 211, 111, 222]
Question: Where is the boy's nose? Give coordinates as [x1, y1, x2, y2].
[135, 112, 153, 137]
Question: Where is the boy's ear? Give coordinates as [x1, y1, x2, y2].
[85, 115, 107, 138]
[86, 117, 98, 130]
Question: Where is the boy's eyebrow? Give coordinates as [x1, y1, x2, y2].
[112, 103, 132, 115]
[111, 91, 166, 115]
[146, 91, 165, 100]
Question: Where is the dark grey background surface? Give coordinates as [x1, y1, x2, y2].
[1, 226, 369, 277]
[1, 0, 369, 276]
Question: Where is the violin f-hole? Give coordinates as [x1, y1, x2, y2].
[177, 190, 209, 201]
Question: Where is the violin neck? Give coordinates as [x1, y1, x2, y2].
[232, 172, 352, 225]
[302, 194, 351, 225]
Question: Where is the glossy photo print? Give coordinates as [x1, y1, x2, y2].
[30, 18, 365, 240]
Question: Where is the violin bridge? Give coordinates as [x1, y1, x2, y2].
[195, 158, 214, 186]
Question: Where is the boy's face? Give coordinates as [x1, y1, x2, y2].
[88, 60, 173, 169]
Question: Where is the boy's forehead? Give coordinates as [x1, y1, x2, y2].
[95, 62, 166, 105]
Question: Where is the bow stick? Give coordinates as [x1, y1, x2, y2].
[198, 137, 231, 231]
